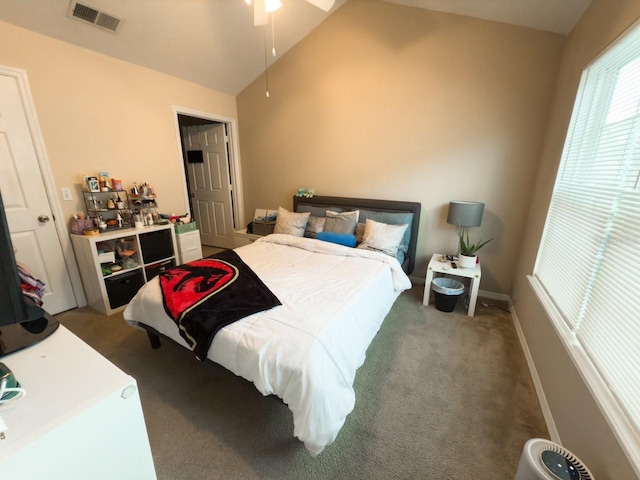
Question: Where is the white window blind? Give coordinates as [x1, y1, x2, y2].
[533, 21, 640, 461]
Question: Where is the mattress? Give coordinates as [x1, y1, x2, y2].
[124, 233, 411, 455]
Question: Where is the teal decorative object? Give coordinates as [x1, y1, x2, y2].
[296, 188, 316, 198]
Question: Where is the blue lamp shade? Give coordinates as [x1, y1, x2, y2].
[446, 201, 485, 227]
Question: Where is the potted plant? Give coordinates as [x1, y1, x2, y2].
[458, 229, 492, 268]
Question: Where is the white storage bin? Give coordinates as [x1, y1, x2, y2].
[176, 229, 203, 264]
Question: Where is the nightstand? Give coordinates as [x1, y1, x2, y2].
[422, 253, 481, 316]
[233, 228, 263, 247]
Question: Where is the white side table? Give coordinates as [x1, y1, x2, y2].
[233, 228, 263, 247]
[422, 253, 482, 316]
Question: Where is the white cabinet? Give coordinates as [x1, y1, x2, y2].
[176, 229, 203, 264]
[71, 224, 177, 315]
[0, 326, 157, 480]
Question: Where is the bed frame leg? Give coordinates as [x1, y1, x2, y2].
[147, 331, 161, 349]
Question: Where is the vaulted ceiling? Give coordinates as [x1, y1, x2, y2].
[0, 0, 592, 95]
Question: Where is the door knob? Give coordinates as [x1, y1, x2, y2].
[37, 215, 50, 223]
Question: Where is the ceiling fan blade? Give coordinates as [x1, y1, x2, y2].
[254, 0, 268, 26]
[304, 0, 335, 12]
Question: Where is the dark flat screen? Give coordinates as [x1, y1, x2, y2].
[0, 313, 60, 357]
[541, 450, 581, 480]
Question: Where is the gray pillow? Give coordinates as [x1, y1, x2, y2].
[296, 205, 343, 217]
[304, 216, 326, 238]
[355, 222, 366, 244]
[324, 210, 359, 235]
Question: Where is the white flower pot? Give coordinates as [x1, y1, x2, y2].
[458, 254, 477, 268]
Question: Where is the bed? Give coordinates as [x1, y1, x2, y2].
[123, 196, 421, 455]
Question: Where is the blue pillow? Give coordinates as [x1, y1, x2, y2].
[315, 232, 357, 247]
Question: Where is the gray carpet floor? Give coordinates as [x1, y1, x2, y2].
[56, 286, 548, 479]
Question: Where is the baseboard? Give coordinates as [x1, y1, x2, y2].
[510, 302, 561, 443]
[478, 289, 510, 302]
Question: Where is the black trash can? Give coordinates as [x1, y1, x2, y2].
[432, 277, 465, 312]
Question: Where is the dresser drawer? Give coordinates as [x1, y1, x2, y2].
[176, 230, 201, 250]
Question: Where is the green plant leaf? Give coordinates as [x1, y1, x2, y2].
[459, 228, 492, 256]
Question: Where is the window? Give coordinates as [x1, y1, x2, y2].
[530, 21, 640, 469]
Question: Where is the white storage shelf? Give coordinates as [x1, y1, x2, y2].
[71, 223, 177, 315]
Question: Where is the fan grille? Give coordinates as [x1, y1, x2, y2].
[526, 439, 593, 480]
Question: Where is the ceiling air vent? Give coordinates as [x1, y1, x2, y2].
[67, 1, 122, 33]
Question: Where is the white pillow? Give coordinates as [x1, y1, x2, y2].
[357, 218, 408, 258]
[274, 207, 310, 237]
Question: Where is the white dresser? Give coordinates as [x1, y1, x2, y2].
[0, 326, 157, 480]
[176, 229, 203, 264]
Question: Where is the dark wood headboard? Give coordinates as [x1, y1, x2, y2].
[292, 195, 421, 275]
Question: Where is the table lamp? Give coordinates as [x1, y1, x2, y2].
[446, 200, 485, 256]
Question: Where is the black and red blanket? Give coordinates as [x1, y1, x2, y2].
[159, 249, 281, 360]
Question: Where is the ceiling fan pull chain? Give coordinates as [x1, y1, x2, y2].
[263, 26, 270, 98]
[271, 12, 277, 56]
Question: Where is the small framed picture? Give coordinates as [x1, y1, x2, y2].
[111, 178, 123, 191]
[86, 176, 100, 192]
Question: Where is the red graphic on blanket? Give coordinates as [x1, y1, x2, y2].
[159, 259, 239, 321]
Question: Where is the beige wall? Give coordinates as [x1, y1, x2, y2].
[237, 0, 565, 291]
[512, 0, 640, 478]
[0, 20, 237, 224]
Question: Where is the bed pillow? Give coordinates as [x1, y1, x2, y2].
[296, 205, 343, 217]
[357, 219, 408, 258]
[358, 210, 414, 255]
[355, 222, 366, 244]
[274, 207, 310, 237]
[316, 232, 357, 247]
[304, 216, 326, 238]
[324, 210, 359, 235]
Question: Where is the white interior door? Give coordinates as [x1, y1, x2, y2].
[0, 73, 77, 314]
[183, 123, 235, 248]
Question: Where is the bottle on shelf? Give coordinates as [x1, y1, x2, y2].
[116, 194, 124, 210]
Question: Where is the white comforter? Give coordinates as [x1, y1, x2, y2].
[124, 234, 411, 455]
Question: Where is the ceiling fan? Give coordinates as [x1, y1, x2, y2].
[245, 0, 336, 26]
